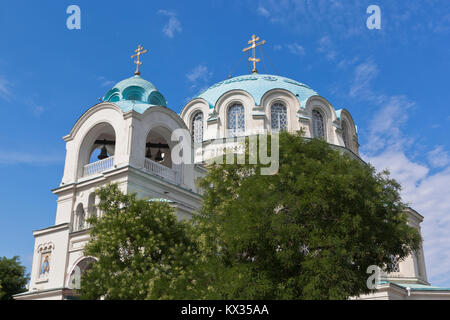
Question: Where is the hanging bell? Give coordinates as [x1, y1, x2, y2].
[146, 147, 152, 159]
[98, 145, 109, 160]
[155, 149, 164, 162]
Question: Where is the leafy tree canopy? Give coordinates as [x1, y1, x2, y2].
[0, 256, 29, 300]
[78, 132, 421, 300]
[187, 132, 422, 299]
[79, 184, 199, 300]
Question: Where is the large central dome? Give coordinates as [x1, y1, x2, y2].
[196, 74, 318, 109]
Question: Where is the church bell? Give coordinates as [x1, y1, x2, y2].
[146, 147, 152, 159]
[98, 145, 109, 160]
[155, 149, 164, 162]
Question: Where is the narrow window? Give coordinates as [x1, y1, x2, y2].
[192, 112, 204, 144]
[88, 193, 97, 219]
[312, 109, 325, 139]
[271, 103, 288, 132]
[342, 121, 349, 148]
[227, 104, 245, 137]
[76, 204, 86, 231]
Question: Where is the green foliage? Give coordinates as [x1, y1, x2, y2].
[78, 132, 421, 300]
[79, 184, 199, 300]
[189, 132, 422, 299]
[0, 256, 29, 300]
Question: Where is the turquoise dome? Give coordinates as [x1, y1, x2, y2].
[102, 75, 167, 113]
[196, 74, 318, 109]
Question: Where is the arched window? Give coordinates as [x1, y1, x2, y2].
[271, 103, 288, 132]
[342, 121, 349, 148]
[68, 257, 96, 290]
[227, 104, 245, 137]
[88, 193, 97, 219]
[312, 109, 325, 140]
[192, 112, 203, 144]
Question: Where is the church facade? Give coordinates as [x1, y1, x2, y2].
[14, 44, 450, 300]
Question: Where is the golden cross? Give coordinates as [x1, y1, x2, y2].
[131, 45, 148, 76]
[242, 35, 266, 74]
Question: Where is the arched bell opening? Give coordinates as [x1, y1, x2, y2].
[145, 127, 173, 169]
[143, 125, 181, 184]
[77, 122, 117, 178]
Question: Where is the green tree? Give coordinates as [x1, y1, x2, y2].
[0, 281, 5, 299]
[0, 256, 29, 300]
[79, 184, 199, 300]
[189, 132, 421, 299]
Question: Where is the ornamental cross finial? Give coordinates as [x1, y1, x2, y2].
[131, 45, 148, 76]
[242, 34, 266, 74]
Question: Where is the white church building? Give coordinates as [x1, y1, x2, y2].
[14, 43, 450, 300]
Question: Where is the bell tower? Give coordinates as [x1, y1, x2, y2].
[17, 50, 206, 300]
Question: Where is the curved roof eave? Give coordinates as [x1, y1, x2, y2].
[195, 74, 318, 109]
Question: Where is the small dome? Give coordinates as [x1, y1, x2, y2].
[196, 74, 318, 109]
[102, 75, 167, 113]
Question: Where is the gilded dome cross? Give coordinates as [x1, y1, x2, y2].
[243, 35, 266, 74]
[131, 45, 148, 76]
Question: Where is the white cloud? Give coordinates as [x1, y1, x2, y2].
[428, 146, 450, 168]
[32, 105, 45, 116]
[158, 10, 182, 38]
[364, 150, 450, 287]
[23, 97, 47, 117]
[363, 150, 429, 200]
[358, 63, 450, 286]
[349, 59, 379, 99]
[255, 0, 367, 35]
[287, 43, 306, 56]
[352, 54, 450, 286]
[365, 95, 414, 153]
[317, 36, 336, 61]
[0, 75, 12, 101]
[273, 44, 282, 51]
[256, 1, 449, 41]
[186, 64, 213, 91]
[337, 56, 359, 69]
[257, 6, 270, 17]
[0, 150, 63, 165]
[97, 76, 115, 88]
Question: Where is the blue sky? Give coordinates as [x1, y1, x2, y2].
[1, 0, 449, 287]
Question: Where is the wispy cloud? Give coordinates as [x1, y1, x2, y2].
[23, 97, 47, 117]
[366, 95, 414, 153]
[349, 59, 379, 99]
[337, 56, 360, 69]
[256, 1, 450, 40]
[0, 75, 12, 101]
[317, 36, 336, 61]
[287, 43, 306, 56]
[0, 150, 63, 165]
[257, 5, 270, 18]
[158, 10, 182, 38]
[357, 57, 450, 287]
[97, 76, 115, 88]
[364, 149, 450, 287]
[186, 64, 213, 92]
[255, 0, 366, 35]
[427, 146, 450, 168]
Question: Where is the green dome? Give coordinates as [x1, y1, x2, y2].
[196, 74, 318, 109]
[102, 75, 167, 113]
